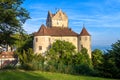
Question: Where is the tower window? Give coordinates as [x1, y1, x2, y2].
[36, 38, 38, 42]
[39, 46, 42, 50]
[81, 45, 83, 48]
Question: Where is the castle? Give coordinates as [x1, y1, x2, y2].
[33, 9, 91, 58]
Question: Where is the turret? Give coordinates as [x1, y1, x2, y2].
[79, 25, 91, 58]
[46, 9, 68, 28]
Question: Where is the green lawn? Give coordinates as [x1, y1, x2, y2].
[0, 70, 116, 80]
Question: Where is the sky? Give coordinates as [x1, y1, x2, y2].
[22, 0, 120, 50]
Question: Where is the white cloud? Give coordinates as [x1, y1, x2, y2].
[67, 13, 120, 28]
[30, 18, 46, 21]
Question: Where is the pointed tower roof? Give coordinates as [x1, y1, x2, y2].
[80, 25, 90, 36]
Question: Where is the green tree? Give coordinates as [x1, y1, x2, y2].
[0, 0, 30, 50]
[92, 49, 103, 70]
[103, 40, 120, 78]
[47, 40, 76, 65]
[16, 48, 44, 70]
[92, 49, 104, 76]
[15, 33, 33, 52]
[72, 48, 93, 75]
[46, 40, 76, 73]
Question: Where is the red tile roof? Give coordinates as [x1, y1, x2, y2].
[34, 24, 78, 36]
[80, 27, 90, 36]
[0, 52, 14, 58]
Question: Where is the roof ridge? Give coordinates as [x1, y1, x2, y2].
[80, 27, 90, 36]
[35, 25, 78, 36]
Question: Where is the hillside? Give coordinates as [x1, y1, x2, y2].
[0, 70, 116, 80]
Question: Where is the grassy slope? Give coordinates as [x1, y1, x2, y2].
[0, 70, 116, 80]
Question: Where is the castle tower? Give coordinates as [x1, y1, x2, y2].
[79, 25, 91, 58]
[46, 9, 68, 28]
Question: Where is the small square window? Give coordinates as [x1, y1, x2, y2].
[81, 45, 83, 48]
[39, 46, 42, 50]
[36, 38, 38, 42]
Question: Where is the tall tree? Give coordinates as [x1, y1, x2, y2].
[47, 40, 76, 65]
[13, 33, 33, 52]
[0, 0, 30, 50]
[103, 40, 120, 78]
[92, 49, 103, 70]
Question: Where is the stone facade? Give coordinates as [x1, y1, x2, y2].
[33, 36, 78, 54]
[34, 10, 91, 58]
[46, 9, 68, 28]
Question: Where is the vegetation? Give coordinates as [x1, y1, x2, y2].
[45, 40, 93, 75]
[13, 33, 33, 52]
[0, 70, 116, 80]
[0, 0, 30, 50]
[91, 40, 120, 79]
[13, 39, 120, 79]
[16, 48, 44, 70]
[0, 1, 120, 78]
[102, 40, 120, 78]
[92, 49, 104, 76]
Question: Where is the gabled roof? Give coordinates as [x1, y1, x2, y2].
[34, 25, 78, 36]
[80, 27, 90, 36]
[34, 24, 49, 36]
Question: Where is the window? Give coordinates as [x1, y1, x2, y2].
[36, 38, 38, 42]
[39, 46, 42, 50]
[81, 45, 83, 48]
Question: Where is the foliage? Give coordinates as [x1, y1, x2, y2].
[102, 40, 120, 78]
[72, 48, 93, 75]
[0, 0, 30, 49]
[16, 48, 44, 70]
[47, 40, 76, 65]
[92, 49, 104, 76]
[14, 33, 33, 52]
[92, 49, 103, 68]
[45, 40, 93, 75]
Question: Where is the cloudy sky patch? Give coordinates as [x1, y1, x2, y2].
[22, 0, 120, 50]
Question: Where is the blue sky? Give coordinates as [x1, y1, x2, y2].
[22, 0, 120, 50]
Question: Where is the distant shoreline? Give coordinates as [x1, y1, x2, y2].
[92, 45, 111, 51]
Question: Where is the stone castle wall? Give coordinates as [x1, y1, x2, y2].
[34, 36, 78, 54]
